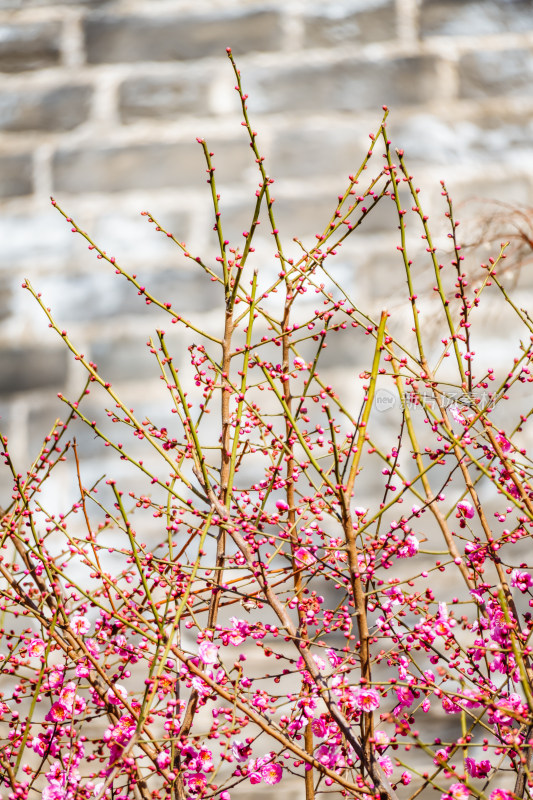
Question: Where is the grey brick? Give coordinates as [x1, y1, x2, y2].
[264, 191, 399, 241]
[390, 111, 533, 165]
[119, 74, 213, 123]
[421, 0, 533, 37]
[459, 49, 533, 99]
[0, 0, 109, 7]
[90, 336, 166, 384]
[245, 56, 441, 114]
[0, 348, 68, 395]
[270, 126, 369, 180]
[84, 11, 282, 64]
[0, 211, 72, 266]
[303, 1, 396, 48]
[0, 22, 61, 72]
[52, 140, 249, 194]
[34, 267, 220, 323]
[0, 85, 92, 132]
[0, 278, 12, 322]
[0, 153, 33, 198]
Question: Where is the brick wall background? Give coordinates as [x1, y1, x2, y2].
[1, 2, 533, 797]
[1, 0, 533, 478]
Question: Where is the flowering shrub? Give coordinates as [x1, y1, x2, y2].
[2, 50, 533, 800]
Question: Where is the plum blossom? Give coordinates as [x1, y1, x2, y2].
[27, 638, 45, 658]
[465, 757, 491, 778]
[510, 569, 533, 593]
[186, 773, 206, 793]
[352, 687, 380, 711]
[456, 500, 475, 519]
[157, 750, 171, 769]
[247, 753, 282, 786]
[107, 683, 128, 706]
[198, 640, 219, 664]
[449, 405, 466, 424]
[45, 701, 71, 723]
[397, 534, 419, 559]
[378, 755, 394, 777]
[261, 761, 282, 785]
[232, 740, 252, 763]
[71, 615, 91, 635]
[442, 783, 469, 800]
[294, 547, 316, 567]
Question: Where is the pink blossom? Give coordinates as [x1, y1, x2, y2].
[186, 773, 206, 793]
[45, 702, 70, 723]
[75, 661, 90, 678]
[294, 547, 316, 567]
[443, 783, 469, 800]
[107, 684, 128, 706]
[374, 730, 390, 748]
[311, 717, 327, 737]
[59, 681, 77, 710]
[434, 748, 450, 766]
[495, 433, 511, 452]
[352, 687, 380, 711]
[275, 499, 289, 512]
[28, 638, 45, 658]
[232, 740, 252, 763]
[397, 534, 419, 558]
[226, 617, 249, 646]
[156, 750, 171, 769]
[378, 755, 394, 777]
[456, 500, 475, 519]
[490, 791, 513, 800]
[465, 757, 491, 778]
[198, 640, 219, 664]
[85, 638, 100, 657]
[449, 405, 466, 424]
[261, 761, 282, 785]
[197, 748, 214, 771]
[71, 615, 90, 635]
[510, 569, 533, 592]
[48, 666, 65, 688]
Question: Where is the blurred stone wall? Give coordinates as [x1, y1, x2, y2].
[0, 0, 532, 485]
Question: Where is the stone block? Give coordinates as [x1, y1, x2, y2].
[459, 49, 533, 99]
[303, 0, 396, 48]
[92, 210, 190, 263]
[0, 22, 61, 72]
[270, 125, 369, 181]
[119, 74, 214, 123]
[0, 0, 108, 6]
[52, 139, 249, 194]
[84, 10, 282, 64]
[245, 56, 441, 114]
[0, 84, 92, 132]
[33, 264, 221, 324]
[421, 0, 533, 36]
[0, 153, 33, 198]
[0, 210, 72, 266]
[0, 347, 68, 395]
[0, 278, 12, 322]
[90, 335, 171, 384]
